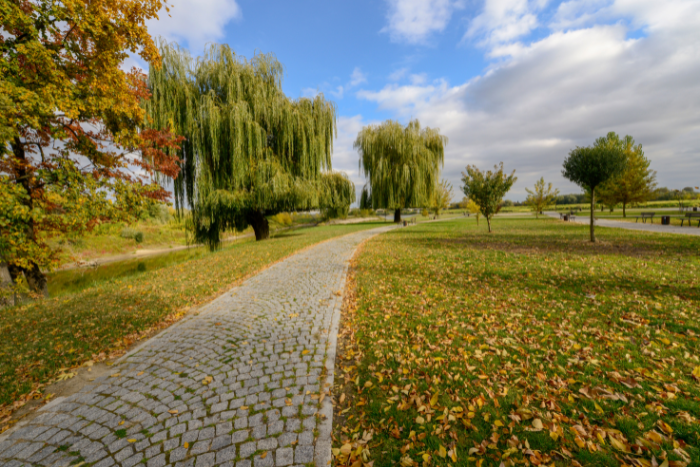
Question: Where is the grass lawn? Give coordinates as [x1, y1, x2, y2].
[333, 217, 700, 467]
[0, 222, 382, 427]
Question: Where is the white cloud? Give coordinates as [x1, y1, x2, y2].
[382, 0, 460, 44]
[465, 0, 544, 54]
[147, 0, 241, 51]
[350, 68, 368, 86]
[388, 67, 410, 81]
[351, 5, 700, 200]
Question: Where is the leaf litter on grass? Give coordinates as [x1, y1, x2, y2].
[332, 218, 700, 467]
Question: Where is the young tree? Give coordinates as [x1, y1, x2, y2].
[596, 135, 656, 217]
[319, 172, 356, 220]
[429, 180, 453, 217]
[1, 0, 181, 295]
[146, 43, 338, 243]
[355, 119, 447, 223]
[525, 178, 560, 218]
[466, 199, 481, 225]
[461, 163, 517, 233]
[562, 132, 627, 242]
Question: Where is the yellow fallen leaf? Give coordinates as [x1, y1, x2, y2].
[119, 421, 124, 426]
[302, 349, 310, 355]
[531, 419, 544, 431]
[260, 452, 267, 459]
[692, 366, 700, 379]
[202, 376, 213, 385]
[240, 406, 249, 410]
[128, 439, 137, 443]
[438, 445, 447, 458]
[184, 442, 189, 449]
[416, 416, 425, 424]
[168, 410, 178, 414]
[110, 373, 121, 378]
[137, 371, 144, 376]
[609, 437, 628, 452]
[430, 393, 439, 407]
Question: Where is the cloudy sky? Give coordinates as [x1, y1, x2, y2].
[144, 0, 700, 201]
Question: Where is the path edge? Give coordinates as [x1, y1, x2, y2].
[315, 226, 394, 467]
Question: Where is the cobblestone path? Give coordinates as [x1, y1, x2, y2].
[0, 226, 394, 467]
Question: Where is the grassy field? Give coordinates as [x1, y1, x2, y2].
[333, 217, 700, 467]
[0, 222, 382, 427]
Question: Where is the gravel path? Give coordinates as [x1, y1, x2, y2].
[0, 226, 394, 467]
[545, 212, 700, 236]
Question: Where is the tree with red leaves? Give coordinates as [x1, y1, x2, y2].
[0, 0, 182, 296]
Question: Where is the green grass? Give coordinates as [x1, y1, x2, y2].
[0, 222, 382, 416]
[333, 217, 700, 467]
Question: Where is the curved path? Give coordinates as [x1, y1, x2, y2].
[0, 226, 394, 467]
[545, 211, 700, 236]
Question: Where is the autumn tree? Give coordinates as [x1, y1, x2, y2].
[596, 135, 656, 217]
[429, 180, 453, 217]
[146, 43, 338, 243]
[1, 0, 181, 295]
[461, 163, 517, 233]
[525, 177, 560, 218]
[562, 132, 626, 242]
[355, 119, 446, 223]
[319, 172, 356, 220]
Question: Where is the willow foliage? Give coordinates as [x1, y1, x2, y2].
[320, 172, 356, 219]
[145, 42, 337, 243]
[355, 119, 446, 221]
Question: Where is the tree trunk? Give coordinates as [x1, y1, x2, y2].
[10, 138, 49, 295]
[486, 216, 492, 233]
[248, 210, 270, 240]
[0, 263, 14, 307]
[394, 209, 401, 223]
[590, 189, 596, 243]
[623, 202, 627, 218]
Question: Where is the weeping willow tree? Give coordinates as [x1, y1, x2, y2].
[355, 119, 446, 222]
[319, 171, 356, 219]
[145, 42, 337, 244]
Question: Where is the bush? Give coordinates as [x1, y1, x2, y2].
[120, 227, 137, 239]
[120, 228, 144, 243]
[270, 212, 293, 227]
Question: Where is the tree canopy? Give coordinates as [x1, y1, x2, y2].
[146, 43, 341, 243]
[1, 0, 180, 294]
[429, 179, 453, 217]
[355, 119, 446, 222]
[562, 132, 627, 242]
[461, 163, 517, 233]
[525, 178, 560, 218]
[597, 135, 656, 217]
[320, 171, 356, 220]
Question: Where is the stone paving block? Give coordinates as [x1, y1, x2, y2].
[0, 227, 392, 467]
[276, 447, 294, 467]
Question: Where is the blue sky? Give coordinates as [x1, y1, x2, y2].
[143, 0, 700, 201]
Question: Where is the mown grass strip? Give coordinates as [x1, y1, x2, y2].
[333, 217, 700, 467]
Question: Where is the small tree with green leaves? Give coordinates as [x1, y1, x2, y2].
[562, 132, 627, 242]
[429, 180, 453, 217]
[461, 163, 517, 233]
[596, 135, 656, 217]
[525, 178, 560, 218]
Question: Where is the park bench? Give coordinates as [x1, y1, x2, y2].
[680, 212, 700, 227]
[635, 212, 655, 223]
[559, 211, 576, 221]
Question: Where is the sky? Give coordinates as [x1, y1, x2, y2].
[142, 0, 700, 201]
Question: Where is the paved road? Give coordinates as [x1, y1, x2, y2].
[545, 212, 700, 236]
[0, 226, 394, 467]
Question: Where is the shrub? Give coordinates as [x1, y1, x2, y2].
[271, 212, 293, 227]
[134, 232, 144, 243]
[120, 227, 137, 239]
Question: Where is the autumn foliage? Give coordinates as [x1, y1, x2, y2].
[1, 0, 182, 293]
